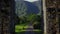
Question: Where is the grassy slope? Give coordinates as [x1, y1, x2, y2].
[15, 23, 42, 34]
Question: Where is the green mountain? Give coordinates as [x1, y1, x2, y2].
[15, 1, 27, 17]
[32, 0, 42, 15]
[15, 1, 41, 17]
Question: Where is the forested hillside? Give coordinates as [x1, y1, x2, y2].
[15, 1, 41, 17]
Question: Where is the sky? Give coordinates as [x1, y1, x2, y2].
[24, 0, 39, 2]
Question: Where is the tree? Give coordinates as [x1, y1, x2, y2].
[33, 15, 42, 29]
[26, 14, 37, 24]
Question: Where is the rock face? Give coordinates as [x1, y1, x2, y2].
[32, 0, 42, 15]
[15, 1, 40, 17]
[0, 0, 18, 34]
[44, 0, 60, 34]
[15, 0, 27, 17]
[24, 1, 39, 14]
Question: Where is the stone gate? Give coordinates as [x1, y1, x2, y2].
[43, 0, 60, 34]
[0, 0, 60, 34]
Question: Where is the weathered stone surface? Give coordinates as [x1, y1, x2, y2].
[45, 0, 60, 34]
[0, 0, 18, 34]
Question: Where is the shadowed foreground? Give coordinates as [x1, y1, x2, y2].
[15, 31, 42, 34]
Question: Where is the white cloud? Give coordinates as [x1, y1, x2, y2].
[24, 0, 39, 2]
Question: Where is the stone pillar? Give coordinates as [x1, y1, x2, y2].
[0, 0, 15, 34]
[43, 0, 47, 34]
[43, 0, 60, 34]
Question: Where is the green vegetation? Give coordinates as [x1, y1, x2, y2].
[15, 25, 28, 32]
[15, 25, 42, 32]
[16, 14, 41, 25]
[15, 14, 42, 34]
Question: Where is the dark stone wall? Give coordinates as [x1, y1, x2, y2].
[0, 0, 17, 34]
[45, 0, 60, 34]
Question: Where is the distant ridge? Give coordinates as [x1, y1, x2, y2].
[15, 1, 41, 17]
